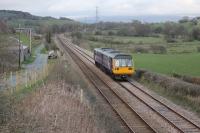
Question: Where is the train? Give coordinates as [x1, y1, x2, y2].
[94, 48, 135, 79]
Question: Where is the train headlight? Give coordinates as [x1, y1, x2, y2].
[115, 68, 119, 70]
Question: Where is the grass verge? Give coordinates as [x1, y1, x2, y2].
[40, 47, 47, 54]
[22, 54, 36, 64]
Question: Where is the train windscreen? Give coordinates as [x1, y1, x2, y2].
[115, 58, 133, 67]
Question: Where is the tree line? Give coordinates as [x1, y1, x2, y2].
[93, 17, 200, 42]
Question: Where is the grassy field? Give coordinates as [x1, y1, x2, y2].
[85, 35, 200, 54]
[133, 53, 200, 76]
[83, 35, 200, 77]
[93, 35, 165, 44]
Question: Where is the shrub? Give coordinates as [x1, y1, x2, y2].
[197, 47, 200, 52]
[134, 46, 149, 53]
[165, 37, 177, 43]
[191, 27, 200, 40]
[150, 45, 167, 54]
[108, 31, 115, 36]
[71, 32, 82, 39]
[138, 69, 200, 97]
[95, 31, 102, 35]
[173, 73, 200, 85]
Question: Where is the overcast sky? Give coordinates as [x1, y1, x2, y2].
[1, 0, 200, 19]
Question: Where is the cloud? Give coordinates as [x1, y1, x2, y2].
[0, 0, 200, 18]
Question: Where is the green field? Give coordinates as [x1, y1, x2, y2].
[85, 35, 200, 53]
[83, 35, 200, 77]
[133, 53, 200, 77]
[93, 35, 165, 44]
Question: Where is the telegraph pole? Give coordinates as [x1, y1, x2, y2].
[95, 6, 99, 31]
[18, 24, 21, 69]
[29, 28, 32, 54]
[16, 27, 32, 59]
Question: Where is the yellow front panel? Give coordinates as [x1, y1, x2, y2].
[112, 67, 135, 75]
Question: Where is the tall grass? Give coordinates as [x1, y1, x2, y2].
[0, 81, 106, 133]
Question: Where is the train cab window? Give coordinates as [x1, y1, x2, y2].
[127, 59, 132, 67]
[115, 58, 133, 67]
[121, 59, 126, 67]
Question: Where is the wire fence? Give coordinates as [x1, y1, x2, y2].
[0, 64, 50, 93]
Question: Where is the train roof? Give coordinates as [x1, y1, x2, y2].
[94, 48, 132, 58]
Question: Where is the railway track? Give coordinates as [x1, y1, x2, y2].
[57, 35, 200, 133]
[57, 36, 155, 133]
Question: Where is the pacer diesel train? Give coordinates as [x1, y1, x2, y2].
[94, 48, 135, 79]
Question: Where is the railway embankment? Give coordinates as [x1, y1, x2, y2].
[136, 69, 200, 116]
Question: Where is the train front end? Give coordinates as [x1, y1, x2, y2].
[112, 55, 135, 78]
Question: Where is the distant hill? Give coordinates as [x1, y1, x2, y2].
[0, 10, 75, 32]
[0, 10, 73, 21]
[0, 10, 42, 20]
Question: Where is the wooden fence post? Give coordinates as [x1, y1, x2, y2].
[34, 71, 37, 84]
[15, 71, 18, 91]
[80, 89, 83, 103]
[26, 70, 28, 88]
[10, 71, 13, 93]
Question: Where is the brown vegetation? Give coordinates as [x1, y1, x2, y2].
[133, 46, 149, 53]
[150, 45, 167, 54]
[0, 36, 19, 73]
[136, 69, 200, 97]
[173, 73, 200, 85]
[1, 81, 105, 133]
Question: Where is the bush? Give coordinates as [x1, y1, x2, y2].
[71, 32, 82, 39]
[45, 31, 51, 43]
[165, 36, 177, 43]
[134, 46, 149, 53]
[138, 69, 200, 97]
[173, 73, 200, 85]
[108, 31, 115, 36]
[95, 31, 102, 35]
[191, 27, 200, 40]
[197, 47, 200, 52]
[150, 45, 167, 54]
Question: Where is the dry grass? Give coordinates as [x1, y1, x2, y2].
[138, 69, 200, 97]
[0, 53, 127, 133]
[1, 81, 105, 133]
[173, 73, 200, 85]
